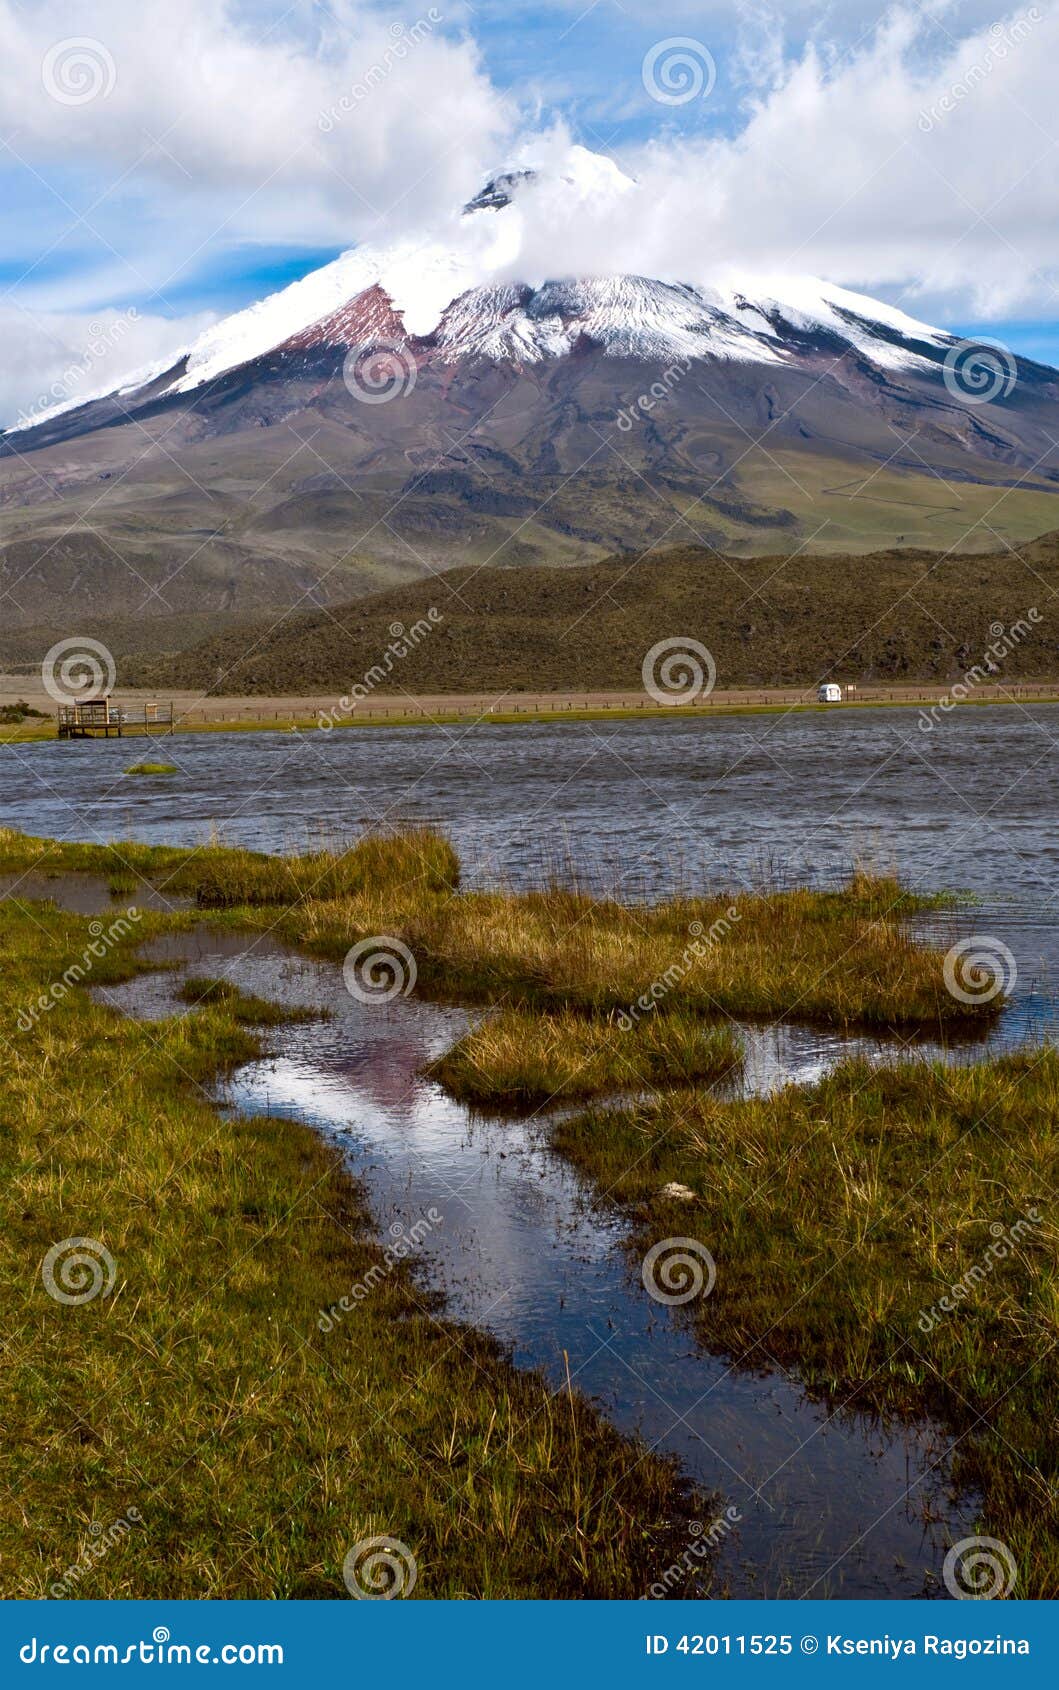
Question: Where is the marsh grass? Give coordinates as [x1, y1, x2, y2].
[188, 830, 460, 909]
[176, 975, 322, 1025]
[0, 823, 1040, 1596]
[555, 1054, 1059, 1596]
[124, 762, 178, 776]
[0, 827, 458, 912]
[429, 1007, 743, 1104]
[0, 827, 983, 1032]
[0, 896, 693, 1598]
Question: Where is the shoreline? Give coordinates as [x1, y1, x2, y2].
[4, 681, 1059, 744]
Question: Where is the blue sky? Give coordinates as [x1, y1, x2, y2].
[0, 0, 1056, 414]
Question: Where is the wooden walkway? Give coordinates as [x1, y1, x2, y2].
[57, 699, 175, 739]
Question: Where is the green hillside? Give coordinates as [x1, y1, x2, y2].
[125, 532, 1059, 695]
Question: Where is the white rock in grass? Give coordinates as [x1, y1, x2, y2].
[659, 1181, 696, 1202]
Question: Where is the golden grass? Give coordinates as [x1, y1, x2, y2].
[429, 1007, 743, 1104]
[0, 826, 994, 1040]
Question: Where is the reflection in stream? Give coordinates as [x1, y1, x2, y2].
[94, 923, 992, 1600]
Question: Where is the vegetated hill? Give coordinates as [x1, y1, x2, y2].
[0, 610, 268, 672]
[4, 150, 1059, 629]
[126, 532, 1059, 695]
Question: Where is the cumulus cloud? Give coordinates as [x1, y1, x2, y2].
[488, 5, 1059, 322]
[0, 0, 511, 245]
[0, 0, 512, 418]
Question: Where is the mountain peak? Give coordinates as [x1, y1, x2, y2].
[463, 169, 536, 215]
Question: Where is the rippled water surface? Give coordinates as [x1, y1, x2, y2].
[3, 704, 1059, 906]
[5, 708, 1058, 1598]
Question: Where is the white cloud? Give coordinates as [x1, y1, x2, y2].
[0, 0, 512, 247]
[0, 302, 214, 429]
[488, 5, 1059, 322]
[0, 0, 514, 418]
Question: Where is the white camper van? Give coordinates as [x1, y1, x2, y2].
[817, 682, 843, 703]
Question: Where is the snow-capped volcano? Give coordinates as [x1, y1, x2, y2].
[2, 148, 1057, 636]
[6, 147, 960, 433]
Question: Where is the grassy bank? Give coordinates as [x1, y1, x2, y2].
[0, 892, 694, 1598]
[0, 828, 988, 1032]
[553, 1055, 1059, 1597]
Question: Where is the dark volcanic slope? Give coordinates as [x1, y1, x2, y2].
[127, 534, 1059, 695]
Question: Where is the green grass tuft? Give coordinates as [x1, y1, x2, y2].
[430, 1007, 743, 1104]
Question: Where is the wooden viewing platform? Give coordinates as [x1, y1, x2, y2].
[57, 698, 175, 739]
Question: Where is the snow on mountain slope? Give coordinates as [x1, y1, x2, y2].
[6, 146, 957, 433]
